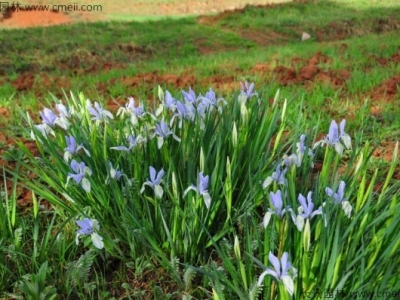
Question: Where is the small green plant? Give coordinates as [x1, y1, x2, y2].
[18, 262, 57, 300]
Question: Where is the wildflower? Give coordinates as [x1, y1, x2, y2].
[182, 87, 198, 103]
[294, 192, 324, 231]
[108, 161, 123, 180]
[117, 97, 135, 117]
[326, 181, 352, 218]
[296, 134, 314, 162]
[257, 251, 297, 296]
[110, 134, 144, 152]
[155, 90, 177, 116]
[140, 166, 165, 199]
[54, 104, 71, 129]
[75, 218, 104, 249]
[55, 103, 72, 119]
[282, 153, 299, 168]
[164, 90, 177, 111]
[87, 100, 113, 124]
[283, 134, 314, 168]
[201, 88, 227, 113]
[240, 81, 257, 99]
[262, 165, 287, 189]
[175, 101, 195, 121]
[40, 107, 58, 127]
[314, 120, 351, 155]
[183, 172, 212, 209]
[105, 161, 132, 185]
[39, 107, 69, 129]
[31, 123, 55, 141]
[64, 135, 90, 162]
[154, 120, 181, 149]
[66, 160, 92, 192]
[263, 190, 289, 228]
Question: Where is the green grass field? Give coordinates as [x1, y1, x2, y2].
[0, 0, 399, 299]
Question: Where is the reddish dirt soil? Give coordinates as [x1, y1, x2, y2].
[0, 1, 291, 29]
[272, 51, 351, 88]
[1, 10, 72, 28]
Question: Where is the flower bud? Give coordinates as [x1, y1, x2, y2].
[232, 122, 238, 148]
[303, 218, 311, 252]
[172, 172, 178, 199]
[240, 103, 248, 125]
[234, 235, 241, 259]
[200, 147, 205, 173]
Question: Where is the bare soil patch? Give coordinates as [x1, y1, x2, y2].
[270, 51, 351, 89]
[0, 0, 291, 29]
[1, 10, 72, 28]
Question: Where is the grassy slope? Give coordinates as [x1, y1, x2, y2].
[0, 0, 398, 170]
[0, 1, 399, 145]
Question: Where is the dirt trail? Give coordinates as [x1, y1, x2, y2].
[0, 0, 291, 29]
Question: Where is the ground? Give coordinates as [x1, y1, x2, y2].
[0, 0, 399, 208]
[0, 0, 292, 28]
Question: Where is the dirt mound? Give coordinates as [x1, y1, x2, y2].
[111, 72, 197, 90]
[10, 73, 71, 93]
[371, 76, 400, 100]
[272, 51, 351, 88]
[370, 53, 400, 67]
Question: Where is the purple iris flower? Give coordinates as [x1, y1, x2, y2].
[298, 192, 323, 219]
[148, 166, 164, 186]
[87, 101, 113, 123]
[76, 218, 95, 235]
[164, 90, 177, 111]
[240, 81, 257, 99]
[182, 87, 198, 103]
[183, 172, 212, 209]
[55, 103, 72, 119]
[75, 218, 104, 249]
[40, 108, 58, 126]
[326, 181, 347, 204]
[204, 88, 216, 105]
[326, 181, 352, 217]
[314, 120, 351, 155]
[64, 135, 90, 161]
[257, 251, 297, 296]
[67, 159, 92, 192]
[110, 135, 141, 152]
[109, 161, 123, 181]
[154, 120, 180, 148]
[263, 190, 290, 228]
[292, 191, 325, 231]
[140, 166, 165, 199]
[155, 120, 174, 138]
[263, 165, 287, 189]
